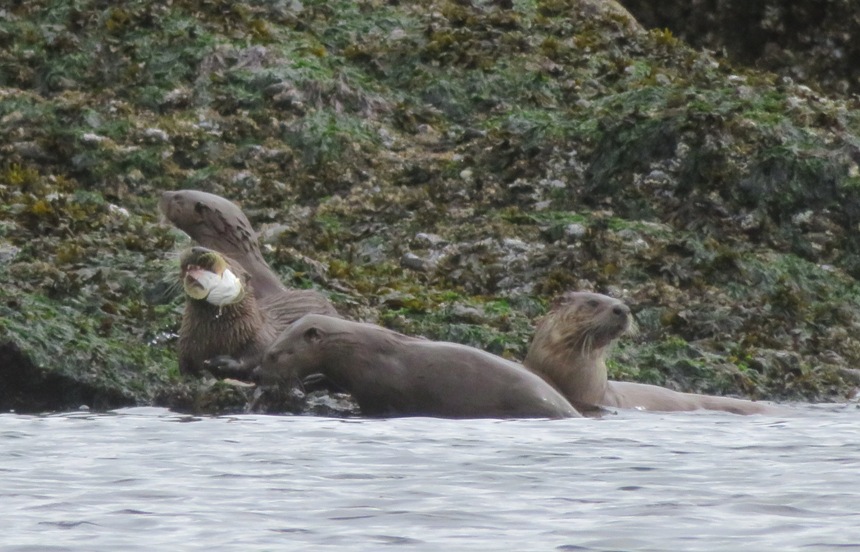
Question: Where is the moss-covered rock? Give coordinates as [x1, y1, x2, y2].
[619, 0, 860, 96]
[2, 0, 859, 413]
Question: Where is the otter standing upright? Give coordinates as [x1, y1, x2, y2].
[525, 291, 780, 415]
[175, 246, 338, 377]
[161, 191, 339, 377]
[177, 247, 277, 376]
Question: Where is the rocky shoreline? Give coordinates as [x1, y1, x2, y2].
[1, 0, 859, 414]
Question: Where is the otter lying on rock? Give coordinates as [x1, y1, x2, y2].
[525, 291, 780, 416]
[257, 314, 582, 419]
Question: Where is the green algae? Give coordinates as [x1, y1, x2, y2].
[2, 0, 860, 412]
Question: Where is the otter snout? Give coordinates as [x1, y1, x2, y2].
[612, 303, 630, 317]
[607, 300, 637, 337]
[608, 301, 631, 332]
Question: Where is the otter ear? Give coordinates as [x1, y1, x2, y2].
[303, 326, 323, 343]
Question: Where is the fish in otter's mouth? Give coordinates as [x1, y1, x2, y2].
[180, 248, 245, 306]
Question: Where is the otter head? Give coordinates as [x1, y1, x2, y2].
[160, 190, 258, 256]
[546, 292, 633, 354]
[526, 291, 634, 408]
[160, 190, 239, 234]
[258, 314, 330, 386]
[179, 247, 246, 306]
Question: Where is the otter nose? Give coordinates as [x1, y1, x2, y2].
[612, 304, 630, 317]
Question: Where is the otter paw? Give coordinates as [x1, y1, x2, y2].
[301, 372, 347, 393]
[204, 356, 254, 380]
[301, 372, 327, 388]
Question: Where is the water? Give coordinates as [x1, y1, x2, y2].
[2, 405, 859, 551]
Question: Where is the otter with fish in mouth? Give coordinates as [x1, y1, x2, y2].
[160, 190, 285, 301]
[177, 247, 278, 377]
[160, 190, 339, 378]
[160, 189, 334, 317]
[177, 246, 339, 379]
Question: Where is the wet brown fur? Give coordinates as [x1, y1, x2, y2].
[258, 314, 582, 419]
[525, 292, 780, 416]
[162, 190, 339, 377]
[177, 248, 336, 376]
[160, 190, 333, 313]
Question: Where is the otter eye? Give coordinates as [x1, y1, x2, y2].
[587, 299, 600, 308]
[265, 349, 289, 365]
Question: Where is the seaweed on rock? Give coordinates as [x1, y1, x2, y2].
[2, 0, 860, 413]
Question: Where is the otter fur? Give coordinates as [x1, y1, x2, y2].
[525, 292, 780, 416]
[257, 314, 582, 419]
[177, 247, 336, 377]
[160, 190, 286, 301]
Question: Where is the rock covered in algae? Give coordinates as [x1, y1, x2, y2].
[619, 0, 860, 96]
[1, 0, 859, 414]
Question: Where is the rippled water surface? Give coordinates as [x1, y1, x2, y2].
[3, 405, 859, 551]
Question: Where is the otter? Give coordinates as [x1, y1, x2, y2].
[177, 247, 336, 378]
[524, 291, 780, 416]
[177, 247, 275, 377]
[257, 314, 582, 419]
[160, 189, 330, 309]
